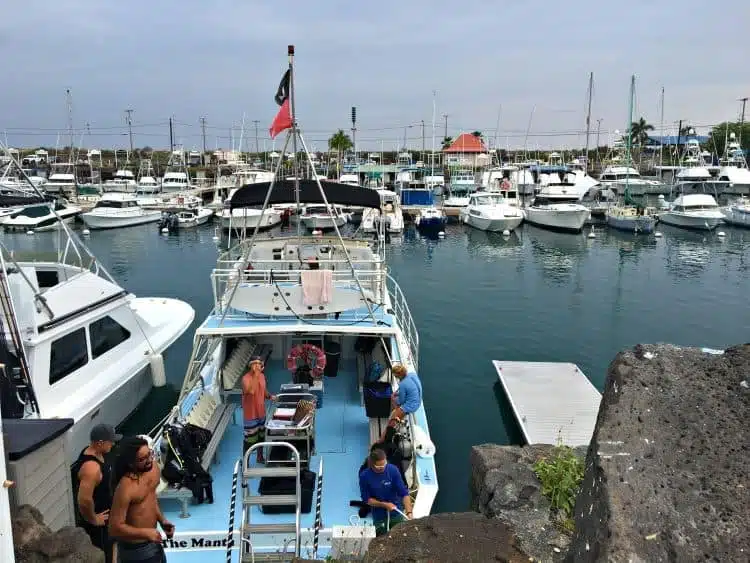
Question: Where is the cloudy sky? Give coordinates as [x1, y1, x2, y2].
[0, 0, 747, 151]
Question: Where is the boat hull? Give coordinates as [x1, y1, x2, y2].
[221, 211, 282, 231]
[2, 211, 80, 232]
[464, 213, 523, 232]
[658, 212, 723, 231]
[81, 210, 162, 229]
[606, 214, 656, 233]
[722, 206, 750, 228]
[524, 205, 590, 232]
[415, 216, 447, 232]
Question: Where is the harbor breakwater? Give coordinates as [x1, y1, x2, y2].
[366, 343, 749, 562]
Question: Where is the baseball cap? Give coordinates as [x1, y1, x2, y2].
[90, 424, 122, 443]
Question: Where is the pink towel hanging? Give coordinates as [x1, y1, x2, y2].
[302, 269, 332, 306]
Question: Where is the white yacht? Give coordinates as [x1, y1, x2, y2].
[220, 188, 282, 231]
[717, 133, 750, 196]
[136, 159, 161, 194]
[300, 204, 347, 231]
[659, 193, 724, 231]
[1, 200, 81, 232]
[103, 169, 137, 192]
[161, 150, 194, 193]
[44, 162, 77, 196]
[81, 193, 162, 229]
[361, 188, 404, 234]
[524, 184, 591, 232]
[0, 226, 195, 465]
[460, 191, 524, 233]
[722, 197, 750, 228]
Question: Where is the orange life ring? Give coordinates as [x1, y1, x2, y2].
[286, 344, 326, 378]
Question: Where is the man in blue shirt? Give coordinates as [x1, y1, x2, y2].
[359, 449, 412, 536]
[390, 364, 422, 421]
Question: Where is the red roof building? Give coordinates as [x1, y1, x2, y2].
[443, 132, 488, 153]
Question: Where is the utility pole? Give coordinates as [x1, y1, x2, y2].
[442, 113, 448, 140]
[199, 117, 207, 165]
[421, 120, 425, 161]
[584, 72, 593, 173]
[739, 97, 748, 147]
[168, 117, 174, 153]
[125, 109, 134, 157]
[252, 120, 260, 157]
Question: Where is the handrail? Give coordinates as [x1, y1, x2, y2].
[225, 460, 241, 563]
[386, 274, 419, 370]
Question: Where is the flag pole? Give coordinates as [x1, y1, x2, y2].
[288, 44, 301, 240]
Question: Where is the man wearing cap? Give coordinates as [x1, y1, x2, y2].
[73, 423, 121, 563]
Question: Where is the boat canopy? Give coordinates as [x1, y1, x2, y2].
[229, 180, 382, 209]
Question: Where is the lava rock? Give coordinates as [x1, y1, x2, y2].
[567, 343, 750, 563]
[363, 512, 530, 563]
[470, 444, 586, 562]
[12, 504, 104, 563]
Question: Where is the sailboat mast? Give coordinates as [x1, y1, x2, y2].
[625, 75, 635, 191]
[66, 89, 74, 163]
[659, 87, 665, 168]
[288, 45, 300, 238]
[584, 72, 593, 173]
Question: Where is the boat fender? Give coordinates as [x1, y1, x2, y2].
[412, 425, 436, 458]
[150, 353, 166, 387]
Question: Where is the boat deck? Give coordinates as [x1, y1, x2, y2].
[492, 360, 601, 446]
[160, 360, 372, 561]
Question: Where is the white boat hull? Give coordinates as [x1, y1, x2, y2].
[300, 215, 346, 231]
[82, 210, 163, 229]
[464, 212, 523, 232]
[524, 205, 590, 232]
[221, 211, 282, 231]
[658, 211, 724, 231]
[2, 209, 81, 231]
[722, 206, 750, 228]
[178, 210, 213, 228]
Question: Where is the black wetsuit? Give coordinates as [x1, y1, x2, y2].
[117, 541, 167, 562]
[73, 449, 114, 563]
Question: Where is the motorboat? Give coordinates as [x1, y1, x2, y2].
[300, 204, 347, 231]
[523, 185, 591, 233]
[722, 198, 750, 228]
[81, 193, 163, 229]
[103, 169, 137, 192]
[361, 189, 405, 234]
[147, 173, 437, 560]
[460, 191, 524, 233]
[0, 218, 195, 466]
[43, 162, 77, 196]
[176, 207, 213, 227]
[1, 200, 81, 232]
[161, 150, 194, 192]
[220, 188, 283, 232]
[136, 159, 160, 194]
[415, 206, 448, 233]
[659, 193, 724, 231]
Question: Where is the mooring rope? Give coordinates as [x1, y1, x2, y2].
[312, 457, 324, 558]
[225, 460, 241, 563]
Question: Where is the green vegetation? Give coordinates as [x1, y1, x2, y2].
[707, 121, 750, 157]
[629, 117, 654, 148]
[532, 443, 584, 531]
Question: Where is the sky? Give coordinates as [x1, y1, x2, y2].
[0, 0, 748, 152]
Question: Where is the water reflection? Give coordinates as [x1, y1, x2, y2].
[525, 225, 589, 283]
[465, 227, 523, 261]
[661, 225, 713, 279]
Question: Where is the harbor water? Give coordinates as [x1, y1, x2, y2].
[7, 221, 749, 513]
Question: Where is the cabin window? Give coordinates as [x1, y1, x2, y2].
[36, 270, 59, 289]
[90, 316, 131, 359]
[49, 328, 88, 384]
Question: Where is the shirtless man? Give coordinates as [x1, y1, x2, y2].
[109, 436, 174, 563]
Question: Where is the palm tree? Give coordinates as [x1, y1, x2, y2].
[441, 136, 453, 150]
[327, 130, 353, 175]
[629, 117, 654, 147]
[471, 131, 483, 138]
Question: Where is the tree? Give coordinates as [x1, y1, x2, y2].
[327, 130, 353, 175]
[679, 124, 695, 137]
[471, 131, 483, 138]
[441, 136, 453, 150]
[707, 121, 750, 157]
[629, 117, 654, 147]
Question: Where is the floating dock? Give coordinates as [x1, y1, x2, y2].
[492, 360, 602, 446]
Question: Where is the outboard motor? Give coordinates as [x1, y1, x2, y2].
[168, 213, 179, 233]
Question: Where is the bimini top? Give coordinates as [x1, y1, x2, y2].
[229, 180, 382, 209]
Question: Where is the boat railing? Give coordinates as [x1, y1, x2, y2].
[386, 274, 419, 370]
[211, 262, 387, 314]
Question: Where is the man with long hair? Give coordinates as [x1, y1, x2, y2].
[108, 436, 174, 562]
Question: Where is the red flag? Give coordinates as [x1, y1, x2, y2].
[269, 69, 292, 138]
[269, 98, 292, 139]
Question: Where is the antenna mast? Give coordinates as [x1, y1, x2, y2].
[584, 72, 593, 173]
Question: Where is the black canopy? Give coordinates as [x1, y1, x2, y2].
[229, 180, 382, 209]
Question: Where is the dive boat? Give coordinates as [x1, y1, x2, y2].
[460, 191, 524, 233]
[659, 193, 724, 231]
[148, 120, 437, 560]
[0, 216, 194, 466]
[1, 200, 81, 232]
[81, 193, 163, 230]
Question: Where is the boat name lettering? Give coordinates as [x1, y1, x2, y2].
[162, 536, 230, 550]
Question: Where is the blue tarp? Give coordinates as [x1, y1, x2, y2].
[648, 135, 709, 146]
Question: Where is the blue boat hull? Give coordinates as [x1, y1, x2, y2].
[416, 217, 447, 232]
[607, 214, 656, 233]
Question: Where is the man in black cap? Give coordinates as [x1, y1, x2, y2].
[73, 423, 122, 563]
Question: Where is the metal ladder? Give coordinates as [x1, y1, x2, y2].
[240, 442, 301, 562]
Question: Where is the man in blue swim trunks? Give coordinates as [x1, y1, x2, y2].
[389, 364, 422, 421]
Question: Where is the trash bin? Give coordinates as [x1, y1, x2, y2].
[324, 340, 341, 378]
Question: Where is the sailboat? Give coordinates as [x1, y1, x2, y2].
[148, 46, 437, 561]
[606, 76, 657, 234]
